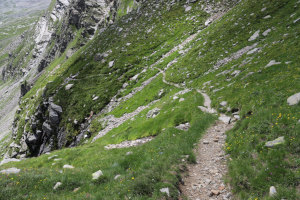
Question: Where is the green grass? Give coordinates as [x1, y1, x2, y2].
[2, 0, 300, 199]
[15, 0, 210, 148]
[165, 0, 300, 198]
[0, 90, 215, 199]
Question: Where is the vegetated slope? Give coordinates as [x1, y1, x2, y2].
[165, 0, 300, 198]
[0, 0, 299, 200]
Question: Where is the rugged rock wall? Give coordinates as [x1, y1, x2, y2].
[5, 0, 141, 158]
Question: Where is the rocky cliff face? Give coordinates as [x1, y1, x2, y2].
[4, 0, 141, 158]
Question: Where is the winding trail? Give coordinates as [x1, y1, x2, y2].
[91, 5, 236, 199]
[158, 54, 235, 200]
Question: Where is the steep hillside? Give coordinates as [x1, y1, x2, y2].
[0, 0, 299, 199]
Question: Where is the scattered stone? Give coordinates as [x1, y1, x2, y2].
[73, 187, 80, 192]
[53, 182, 62, 190]
[248, 30, 260, 41]
[54, 158, 62, 161]
[179, 98, 185, 102]
[114, 174, 121, 180]
[160, 187, 170, 197]
[294, 18, 300, 24]
[173, 96, 179, 100]
[65, 84, 74, 90]
[247, 48, 259, 55]
[0, 158, 20, 166]
[63, 164, 74, 169]
[264, 15, 271, 19]
[205, 19, 212, 26]
[203, 140, 209, 144]
[219, 116, 231, 124]
[126, 151, 133, 156]
[233, 115, 240, 120]
[198, 106, 217, 114]
[220, 101, 227, 107]
[50, 103, 63, 114]
[105, 137, 154, 149]
[48, 155, 58, 160]
[146, 108, 160, 118]
[265, 136, 285, 147]
[262, 28, 272, 36]
[109, 61, 114, 68]
[185, 6, 192, 12]
[265, 60, 281, 68]
[93, 96, 99, 101]
[175, 123, 190, 131]
[210, 189, 220, 196]
[269, 186, 277, 196]
[92, 170, 103, 180]
[287, 92, 300, 106]
[0, 168, 21, 174]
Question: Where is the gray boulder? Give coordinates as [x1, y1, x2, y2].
[92, 170, 103, 180]
[42, 122, 52, 135]
[50, 103, 63, 114]
[49, 109, 60, 125]
[287, 92, 300, 106]
[146, 108, 160, 118]
[0, 158, 20, 166]
[0, 168, 21, 174]
[265, 137, 285, 147]
[219, 115, 231, 124]
[269, 186, 277, 196]
[175, 123, 190, 131]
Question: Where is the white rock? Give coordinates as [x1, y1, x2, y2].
[269, 186, 277, 196]
[264, 15, 271, 19]
[287, 92, 300, 106]
[48, 155, 58, 160]
[179, 98, 185, 102]
[53, 182, 62, 190]
[173, 96, 179, 100]
[65, 84, 74, 90]
[262, 29, 272, 36]
[294, 18, 300, 24]
[233, 115, 240, 120]
[109, 61, 114, 68]
[92, 170, 103, 180]
[265, 60, 281, 68]
[265, 137, 285, 147]
[219, 115, 231, 124]
[0, 168, 21, 174]
[247, 48, 259, 55]
[0, 158, 20, 166]
[63, 165, 74, 169]
[185, 6, 192, 12]
[205, 19, 212, 26]
[248, 30, 260, 41]
[261, 7, 267, 12]
[160, 187, 170, 197]
[220, 101, 228, 107]
[126, 151, 133, 156]
[114, 174, 121, 180]
[93, 96, 99, 101]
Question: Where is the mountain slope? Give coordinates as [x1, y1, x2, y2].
[0, 0, 299, 199]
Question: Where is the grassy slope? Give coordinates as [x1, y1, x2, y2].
[15, 1, 209, 145]
[166, 0, 300, 199]
[0, 0, 299, 199]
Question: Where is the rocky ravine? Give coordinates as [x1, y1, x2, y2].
[0, 0, 134, 158]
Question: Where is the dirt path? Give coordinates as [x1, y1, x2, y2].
[180, 120, 234, 200]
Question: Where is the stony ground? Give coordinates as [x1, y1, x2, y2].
[180, 120, 235, 200]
